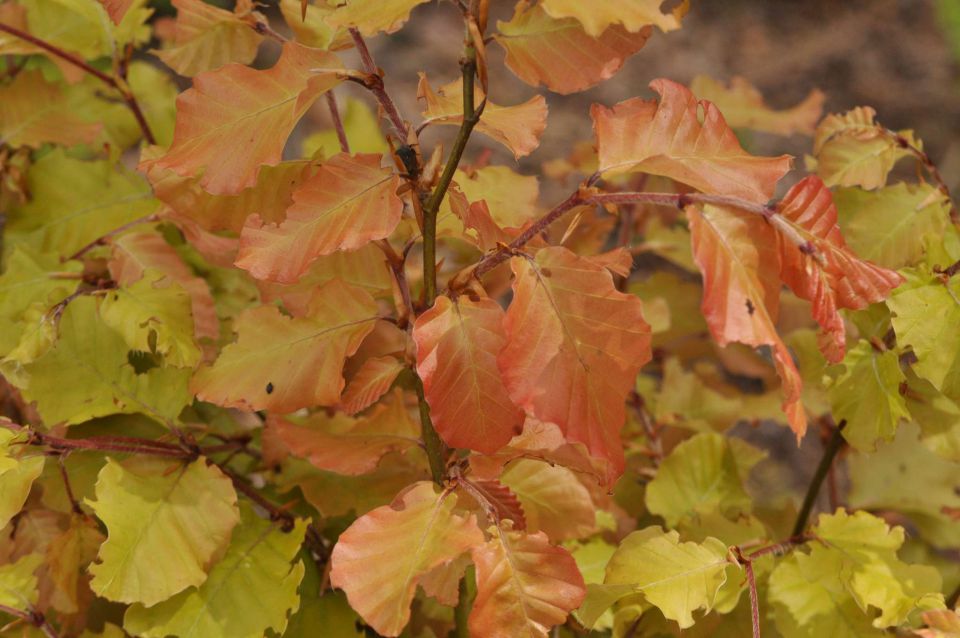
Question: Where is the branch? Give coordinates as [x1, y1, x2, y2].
[0, 22, 156, 144]
[792, 419, 847, 536]
[891, 131, 959, 226]
[0, 604, 59, 638]
[414, 374, 447, 485]
[348, 28, 409, 141]
[744, 558, 761, 638]
[325, 91, 351, 154]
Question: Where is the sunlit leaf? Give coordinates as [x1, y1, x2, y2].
[540, 0, 684, 36]
[690, 75, 824, 136]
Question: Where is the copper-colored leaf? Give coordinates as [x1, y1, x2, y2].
[495, 4, 651, 95]
[329, 482, 484, 636]
[592, 79, 792, 202]
[498, 247, 652, 480]
[775, 176, 904, 362]
[340, 355, 406, 415]
[414, 294, 524, 454]
[99, 0, 135, 24]
[191, 279, 379, 412]
[687, 204, 806, 436]
[236, 153, 403, 283]
[469, 528, 586, 638]
[0, 72, 102, 148]
[541, 0, 684, 36]
[466, 479, 527, 531]
[418, 74, 547, 159]
[154, 42, 342, 195]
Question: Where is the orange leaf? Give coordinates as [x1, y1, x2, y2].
[414, 295, 524, 454]
[329, 482, 484, 637]
[270, 390, 420, 475]
[498, 247, 651, 481]
[99, 0, 134, 24]
[464, 479, 527, 531]
[190, 279, 379, 412]
[775, 176, 904, 362]
[494, 3, 651, 95]
[687, 204, 806, 437]
[235, 153, 403, 283]
[592, 79, 792, 203]
[154, 42, 342, 195]
[339, 355, 406, 415]
[418, 73, 548, 159]
[0, 72, 102, 148]
[469, 528, 586, 638]
[153, 0, 264, 77]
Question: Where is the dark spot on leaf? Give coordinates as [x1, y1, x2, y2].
[540, 267, 552, 277]
[266, 382, 274, 394]
[745, 299, 755, 315]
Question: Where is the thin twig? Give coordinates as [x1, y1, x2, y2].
[66, 212, 159, 261]
[58, 455, 85, 516]
[414, 374, 447, 485]
[792, 420, 847, 536]
[0, 22, 156, 144]
[0, 604, 59, 638]
[348, 28, 409, 141]
[891, 131, 959, 225]
[744, 559, 761, 638]
[325, 91, 351, 154]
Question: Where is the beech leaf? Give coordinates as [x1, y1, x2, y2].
[88, 457, 240, 606]
[329, 481, 484, 636]
[414, 294, 524, 454]
[690, 75, 824, 137]
[325, 0, 430, 36]
[499, 247, 652, 481]
[592, 79, 792, 202]
[339, 355, 406, 416]
[540, 0, 684, 36]
[236, 153, 403, 283]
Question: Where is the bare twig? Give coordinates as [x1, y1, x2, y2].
[348, 28, 409, 141]
[890, 131, 959, 226]
[792, 419, 847, 536]
[744, 558, 761, 638]
[0, 22, 156, 144]
[325, 91, 351, 154]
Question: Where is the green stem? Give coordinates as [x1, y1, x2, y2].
[792, 420, 847, 536]
[453, 567, 475, 638]
[414, 375, 447, 485]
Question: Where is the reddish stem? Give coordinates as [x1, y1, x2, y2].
[348, 28, 409, 141]
[745, 559, 761, 638]
[325, 91, 351, 154]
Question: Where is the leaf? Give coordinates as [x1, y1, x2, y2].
[916, 609, 960, 638]
[339, 355, 405, 415]
[192, 279, 379, 412]
[500, 459, 595, 542]
[464, 479, 526, 531]
[153, 0, 264, 77]
[99, 270, 201, 368]
[278, 0, 352, 50]
[19, 297, 191, 426]
[271, 390, 420, 475]
[110, 231, 219, 342]
[236, 153, 403, 283]
[0, 553, 43, 610]
[848, 423, 960, 549]
[325, 0, 430, 36]
[0, 71, 102, 148]
[0, 429, 45, 530]
[645, 432, 763, 527]
[88, 457, 240, 606]
[655, 358, 743, 432]
[540, 0, 684, 36]
[99, 0, 134, 23]
[834, 183, 950, 270]
[45, 516, 104, 614]
[888, 268, 960, 401]
[5, 149, 159, 259]
[469, 527, 586, 638]
[690, 75, 824, 136]
[592, 79, 792, 202]
[601, 526, 731, 629]
[123, 503, 306, 638]
[154, 42, 343, 195]
[494, 3, 652, 95]
[329, 481, 484, 636]
[687, 204, 807, 436]
[418, 74, 548, 159]
[449, 165, 541, 230]
[499, 247, 651, 481]
[812, 107, 912, 189]
[829, 340, 909, 451]
[775, 176, 903, 363]
[414, 294, 524, 454]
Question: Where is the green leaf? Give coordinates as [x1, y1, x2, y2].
[0, 553, 44, 609]
[5, 150, 159, 260]
[833, 183, 950, 269]
[88, 457, 240, 605]
[18, 296, 191, 426]
[123, 503, 306, 638]
[829, 339, 909, 451]
[848, 423, 960, 549]
[655, 358, 742, 432]
[0, 428, 45, 529]
[645, 432, 764, 527]
[888, 268, 960, 401]
[99, 270, 201, 368]
[0, 248, 80, 356]
[599, 526, 731, 629]
[903, 369, 960, 461]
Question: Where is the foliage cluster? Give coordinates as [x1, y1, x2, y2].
[0, 1, 959, 637]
